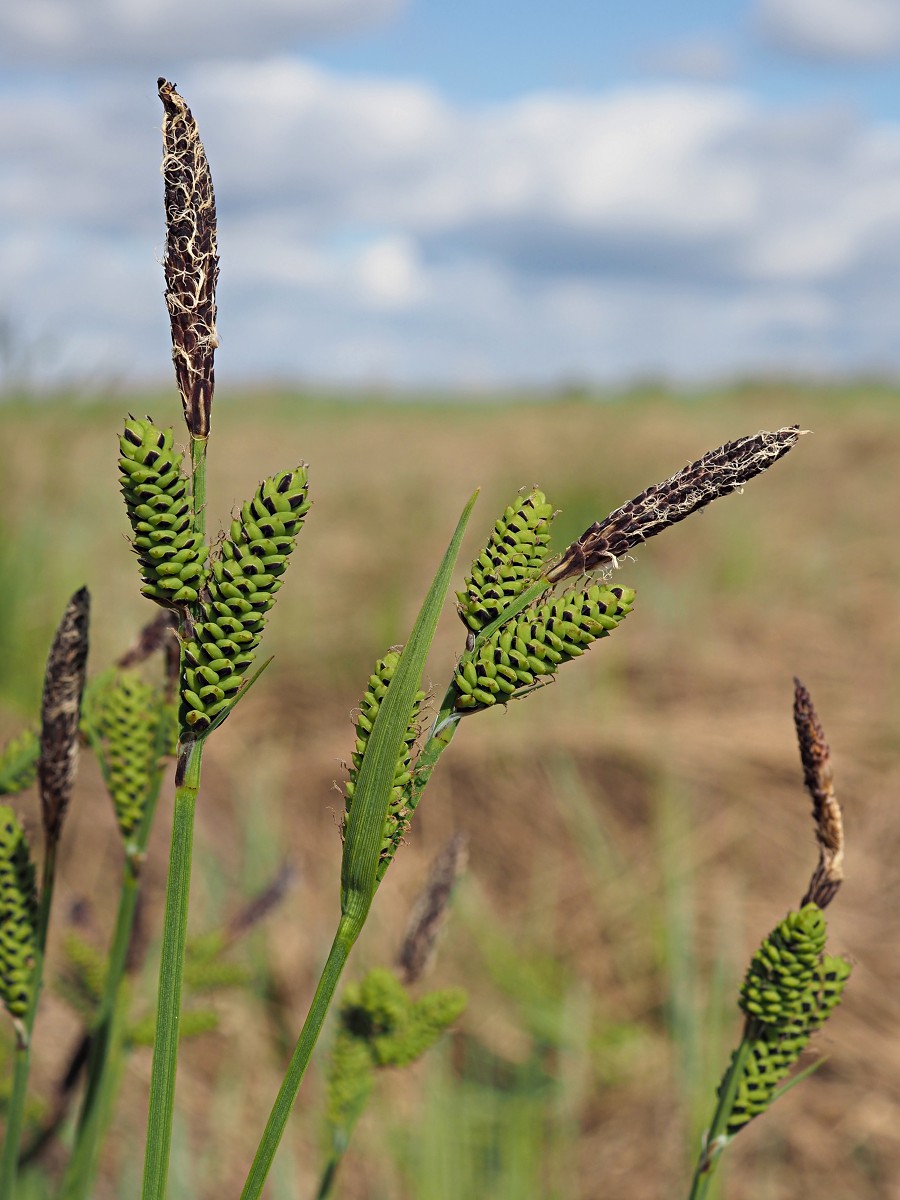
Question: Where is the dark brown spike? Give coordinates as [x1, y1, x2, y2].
[546, 426, 803, 584]
[397, 832, 468, 984]
[39, 588, 90, 847]
[794, 678, 844, 908]
[158, 78, 219, 440]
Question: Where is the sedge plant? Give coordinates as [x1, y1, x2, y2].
[0, 77, 814, 1200]
[687, 680, 850, 1199]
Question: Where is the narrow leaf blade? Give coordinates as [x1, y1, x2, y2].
[340, 490, 479, 922]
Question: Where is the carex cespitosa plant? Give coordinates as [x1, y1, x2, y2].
[0, 588, 90, 1199]
[242, 428, 802, 1198]
[687, 680, 850, 1200]
[2, 76, 803, 1200]
[113, 80, 317, 1200]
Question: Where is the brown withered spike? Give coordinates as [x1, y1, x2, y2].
[546, 426, 802, 583]
[39, 587, 91, 847]
[397, 832, 468, 985]
[794, 677, 844, 909]
[158, 77, 219, 440]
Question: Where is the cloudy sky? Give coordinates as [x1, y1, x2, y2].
[4, 0, 900, 388]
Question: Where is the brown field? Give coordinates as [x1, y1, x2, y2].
[2, 383, 899, 1199]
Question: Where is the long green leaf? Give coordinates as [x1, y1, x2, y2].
[340, 489, 479, 924]
[239, 489, 479, 1200]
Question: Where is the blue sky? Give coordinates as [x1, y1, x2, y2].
[3, 0, 900, 388]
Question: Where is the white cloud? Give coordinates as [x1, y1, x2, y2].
[641, 35, 737, 82]
[5, 60, 900, 385]
[0, 0, 403, 67]
[758, 0, 900, 61]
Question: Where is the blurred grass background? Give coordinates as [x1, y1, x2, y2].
[2, 383, 898, 1199]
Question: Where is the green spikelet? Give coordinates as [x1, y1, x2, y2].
[343, 652, 425, 881]
[456, 489, 555, 633]
[739, 905, 827, 1026]
[84, 669, 167, 840]
[55, 931, 106, 1021]
[336, 968, 466, 1069]
[0, 808, 38, 1021]
[0, 729, 39, 797]
[180, 467, 310, 732]
[118, 418, 209, 606]
[720, 913, 851, 1136]
[454, 582, 635, 710]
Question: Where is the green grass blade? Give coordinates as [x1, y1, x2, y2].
[240, 489, 479, 1200]
[340, 488, 479, 924]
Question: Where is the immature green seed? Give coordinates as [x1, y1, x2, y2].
[456, 489, 555, 633]
[343, 651, 425, 881]
[118, 418, 209, 606]
[0, 807, 38, 1021]
[179, 467, 310, 732]
[453, 582, 635, 711]
[0, 729, 39, 797]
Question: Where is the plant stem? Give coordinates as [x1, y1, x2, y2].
[0, 845, 57, 1199]
[141, 736, 204, 1200]
[686, 1027, 756, 1200]
[63, 730, 167, 1200]
[240, 915, 357, 1200]
[191, 436, 207, 535]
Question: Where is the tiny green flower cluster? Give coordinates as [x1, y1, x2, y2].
[344, 652, 425, 881]
[181, 468, 310, 731]
[0, 807, 38, 1021]
[716, 905, 851, 1135]
[84, 670, 167, 840]
[118, 419, 208, 606]
[0, 728, 39, 797]
[456, 489, 554, 633]
[454, 583, 634, 710]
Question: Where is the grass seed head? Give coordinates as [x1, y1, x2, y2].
[794, 678, 844, 909]
[39, 587, 90, 847]
[0, 728, 40, 798]
[547, 426, 802, 583]
[457, 488, 555, 633]
[343, 650, 425, 882]
[180, 467, 310, 732]
[83, 669, 169, 841]
[158, 78, 219, 439]
[0, 807, 38, 1021]
[118, 418, 210, 607]
[397, 831, 468, 985]
[454, 582, 634, 710]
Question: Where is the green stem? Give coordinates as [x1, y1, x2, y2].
[191, 436, 207, 536]
[0, 844, 57, 1198]
[63, 738, 166, 1198]
[240, 915, 358, 1200]
[686, 1026, 756, 1200]
[141, 737, 204, 1200]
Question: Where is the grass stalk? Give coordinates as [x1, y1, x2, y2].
[240, 916, 355, 1200]
[141, 736, 204, 1200]
[0, 847, 57, 1199]
[63, 720, 168, 1200]
[686, 1032, 755, 1200]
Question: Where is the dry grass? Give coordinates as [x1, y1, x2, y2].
[2, 383, 900, 1197]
